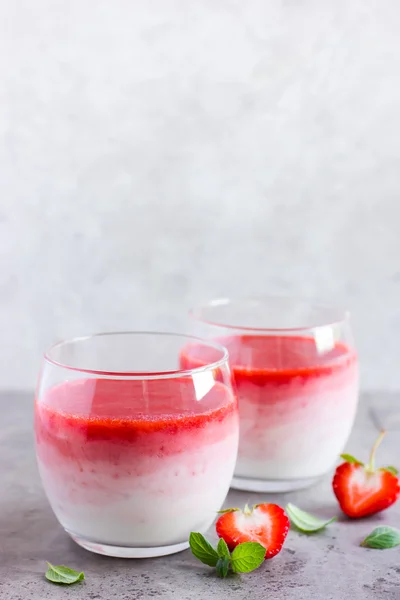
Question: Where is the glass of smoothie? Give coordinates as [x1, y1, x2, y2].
[187, 298, 359, 492]
[35, 332, 239, 557]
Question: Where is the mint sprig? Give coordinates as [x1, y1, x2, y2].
[189, 532, 265, 577]
[45, 563, 85, 585]
[360, 527, 400, 549]
[189, 532, 219, 566]
[230, 542, 266, 573]
[217, 537, 231, 559]
[216, 557, 230, 577]
[286, 503, 336, 533]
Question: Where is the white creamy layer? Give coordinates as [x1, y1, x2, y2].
[38, 432, 238, 547]
[235, 380, 359, 481]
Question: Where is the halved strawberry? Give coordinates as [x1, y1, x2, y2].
[333, 430, 400, 519]
[216, 503, 289, 559]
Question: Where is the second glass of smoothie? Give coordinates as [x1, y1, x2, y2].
[186, 297, 359, 492]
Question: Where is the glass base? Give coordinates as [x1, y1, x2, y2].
[68, 531, 190, 558]
[231, 475, 321, 493]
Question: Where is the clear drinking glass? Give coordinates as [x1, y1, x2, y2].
[189, 298, 359, 492]
[35, 332, 239, 557]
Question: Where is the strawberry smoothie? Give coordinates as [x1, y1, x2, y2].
[181, 334, 358, 491]
[35, 376, 238, 555]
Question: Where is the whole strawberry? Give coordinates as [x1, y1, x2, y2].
[333, 430, 400, 519]
[216, 503, 289, 559]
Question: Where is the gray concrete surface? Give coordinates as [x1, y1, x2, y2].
[1, 391, 400, 599]
[2, 0, 400, 391]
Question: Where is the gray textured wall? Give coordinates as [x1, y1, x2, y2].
[1, 0, 400, 390]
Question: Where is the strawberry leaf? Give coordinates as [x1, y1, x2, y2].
[286, 503, 336, 533]
[217, 538, 231, 559]
[216, 557, 230, 578]
[360, 527, 400, 549]
[45, 563, 84, 585]
[217, 508, 240, 514]
[189, 532, 219, 567]
[230, 542, 265, 573]
[381, 466, 398, 476]
[340, 454, 364, 466]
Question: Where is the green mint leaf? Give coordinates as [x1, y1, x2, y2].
[230, 542, 265, 573]
[286, 503, 336, 533]
[340, 454, 364, 466]
[360, 527, 400, 549]
[45, 563, 85, 585]
[217, 538, 231, 559]
[189, 532, 219, 567]
[381, 466, 399, 476]
[216, 557, 230, 578]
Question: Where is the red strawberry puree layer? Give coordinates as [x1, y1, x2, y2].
[181, 335, 358, 481]
[35, 377, 238, 547]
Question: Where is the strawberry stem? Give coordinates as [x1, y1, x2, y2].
[368, 430, 386, 472]
[243, 504, 253, 516]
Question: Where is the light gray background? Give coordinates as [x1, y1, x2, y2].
[1, 0, 399, 390]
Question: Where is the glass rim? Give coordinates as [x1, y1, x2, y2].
[189, 296, 351, 332]
[43, 331, 229, 380]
